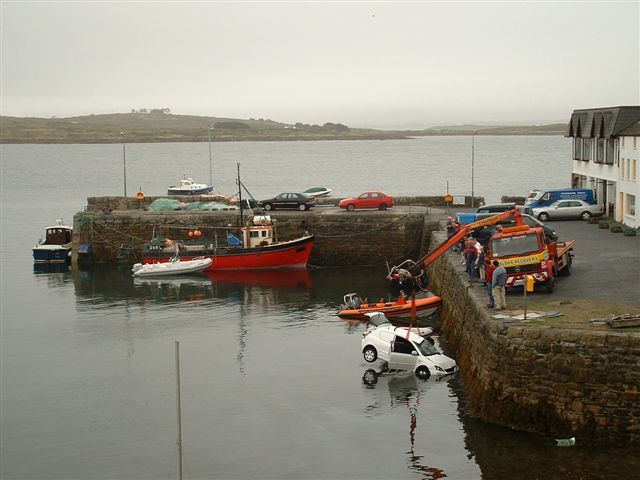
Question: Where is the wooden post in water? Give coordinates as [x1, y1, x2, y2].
[175, 341, 183, 480]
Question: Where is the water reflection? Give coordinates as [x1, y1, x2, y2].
[33, 263, 70, 274]
[362, 369, 449, 479]
[71, 267, 314, 306]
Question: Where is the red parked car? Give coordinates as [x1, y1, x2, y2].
[339, 191, 395, 211]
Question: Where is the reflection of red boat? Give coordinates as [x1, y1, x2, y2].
[338, 291, 441, 320]
[142, 216, 314, 271]
[204, 269, 312, 290]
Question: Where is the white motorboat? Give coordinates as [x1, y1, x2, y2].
[132, 257, 213, 277]
[303, 187, 332, 198]
[168, 176, 214, 195]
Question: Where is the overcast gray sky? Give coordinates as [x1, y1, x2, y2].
[1, 1, 638, 128]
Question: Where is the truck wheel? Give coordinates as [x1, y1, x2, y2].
[538, 212, 550, 222]
[415, 366, 431, 380]
[559, 255, 572, 277]
[581, 211, 592, 221]
[544, 274, 556, 294]
[363, 346, 378, 363]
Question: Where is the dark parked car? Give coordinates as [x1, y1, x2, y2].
[258, 193, 316, 211]
[476, 202, 533, 216]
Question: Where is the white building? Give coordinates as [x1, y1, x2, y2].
[567, 106, 640, 229]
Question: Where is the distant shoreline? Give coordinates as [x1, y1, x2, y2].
[0, 112, 567, 144]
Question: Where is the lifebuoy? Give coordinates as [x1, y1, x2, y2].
[136, 191, 145, 200]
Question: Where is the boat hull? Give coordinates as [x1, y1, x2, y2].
[338, 294, 442, 320]
[33, 246, 71, 264]
[142, 236, 314, 271]
[167, 186, 214, 195]
[132, 258, 213, 277]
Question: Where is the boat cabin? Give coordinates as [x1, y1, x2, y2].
[44, 225, 73, 245]
[241, 216, 276, 248]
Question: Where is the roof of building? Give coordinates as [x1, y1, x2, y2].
[618, 120, 640, 136]
[566, 106, 640, 139]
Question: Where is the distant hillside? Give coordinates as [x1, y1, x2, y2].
[414, 123, 567, 136]
[0, 112, 566, 143]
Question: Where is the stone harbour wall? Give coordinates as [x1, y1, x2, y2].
[426, 230, 640, 444]
[73, 203, 439, 268]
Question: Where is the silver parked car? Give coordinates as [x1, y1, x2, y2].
[533, 199, 603, 222]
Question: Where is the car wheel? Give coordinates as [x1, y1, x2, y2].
[362, 369, 378, 385]
[415, 366, 431, 380]
[538, 212, 550, 222]
[363, 345, 378, 363]
[347, 204, 355, 212]
[264, 204, 273, 211]
[379, 204, 388, 211]
[298, 204, 307, 211]
[581, 211, 592, 221]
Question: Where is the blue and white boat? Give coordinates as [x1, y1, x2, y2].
[168, 177, 214, 195]
[32, 219, 73, 263]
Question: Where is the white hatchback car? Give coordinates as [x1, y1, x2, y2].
[361, 322, 458, 380]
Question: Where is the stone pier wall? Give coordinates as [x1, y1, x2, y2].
[427, 230, 640, 444]
[73, 202, 439, 267]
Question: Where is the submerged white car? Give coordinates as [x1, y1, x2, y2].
[361, 320, 458, 380]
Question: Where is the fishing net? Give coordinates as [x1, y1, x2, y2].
[147, 199, 183, 212]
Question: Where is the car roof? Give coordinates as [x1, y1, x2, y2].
[379, 325, 424, 343]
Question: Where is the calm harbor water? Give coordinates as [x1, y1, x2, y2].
[2, 137, 639, 479]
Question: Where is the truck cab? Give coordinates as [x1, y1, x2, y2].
[487, 225, 574, 293]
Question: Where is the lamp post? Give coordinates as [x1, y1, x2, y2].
[120, 131, 127, 198]
[471, 131, 476, 208]
[208, 125, 214, 187]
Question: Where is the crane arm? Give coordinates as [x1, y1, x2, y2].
[420, 209, 523, 267]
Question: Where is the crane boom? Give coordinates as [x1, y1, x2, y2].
[387, 209, 524, 283]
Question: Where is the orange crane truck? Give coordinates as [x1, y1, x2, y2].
[485, 225, 575, 293]
[387, 209, 525, 291]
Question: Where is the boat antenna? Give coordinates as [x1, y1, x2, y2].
[237, 163, 243, 231]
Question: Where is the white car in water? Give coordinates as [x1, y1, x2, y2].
[361, 320, 458, 380]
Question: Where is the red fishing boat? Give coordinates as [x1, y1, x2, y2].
[142, 164, 314, 271]
[337, 291, 442, 320]
[142, 215, 314, 271]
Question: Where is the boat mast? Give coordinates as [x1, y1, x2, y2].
[175, 341, 183, 480]
[237, 162, 244, 231]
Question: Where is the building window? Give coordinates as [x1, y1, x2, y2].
[582, 138, 592, 161]
[634, 137, 637, 149]
[574, 138, 582, 160]
[606, 139, 615, 164]
[596, 138, 604, 163]
[626, 194, 636, 217]
[634, 159, 637, 181]
[621, 158, 625, 178]
[628, 159, 631, 179]
[622, 137, 625, 147]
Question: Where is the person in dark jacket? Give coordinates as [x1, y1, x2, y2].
[492, 260, 507, 310]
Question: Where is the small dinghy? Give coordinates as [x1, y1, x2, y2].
[132, 256, 212, 277]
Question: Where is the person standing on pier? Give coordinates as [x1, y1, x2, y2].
[492, 260, 507, 310]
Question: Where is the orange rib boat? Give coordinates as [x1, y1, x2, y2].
[337, 291, 442, 320]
